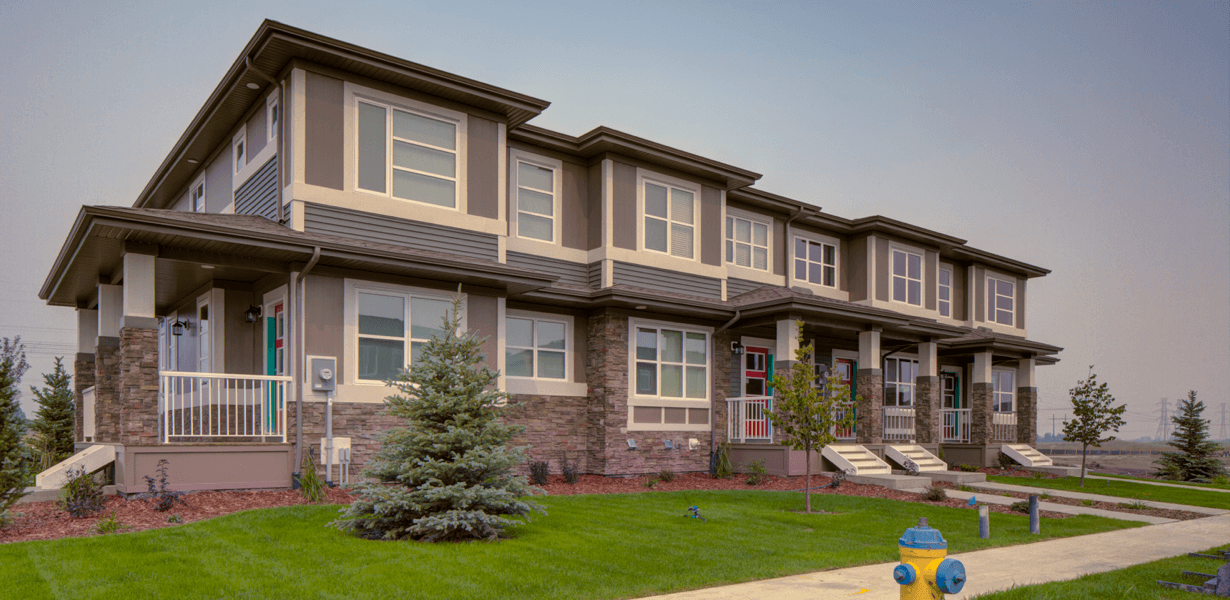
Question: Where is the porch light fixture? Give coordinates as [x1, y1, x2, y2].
[244, 305, 262, 324]
[634, 305, 647, 310]
[246, 82, 261, 90]
[201, 264, 215, 269]
[171, 319, 189, 336]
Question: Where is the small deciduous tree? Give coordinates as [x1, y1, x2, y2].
[1154, 391, 1225, 483]
[1061, 366, 1125, 487]
[332, 296, 543, 542]
[30, 357, 75, 466]
[768, 322, 857, 513]
[0, 337, 32, 522]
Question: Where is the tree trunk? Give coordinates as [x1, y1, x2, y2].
[805, 443, 812, 513]
[1080, 444, 1088, 487]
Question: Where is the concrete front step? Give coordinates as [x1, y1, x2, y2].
[927, 471, 988, 484]
[846, 473, 932, 490]
[1003, 443, 1054, 467]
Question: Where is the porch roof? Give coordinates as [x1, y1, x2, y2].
[729, 285, 970, 340]
[39, 207, 558, 309]
[939, 328, 1063, 362]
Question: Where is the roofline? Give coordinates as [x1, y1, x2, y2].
[133, 20, 550, 210]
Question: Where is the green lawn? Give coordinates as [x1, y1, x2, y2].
[971, 544, 1230, 599]
[1091, 471, 1230, 490]
[987, 475, 1230, 509]
[2, 491, 1141, 600]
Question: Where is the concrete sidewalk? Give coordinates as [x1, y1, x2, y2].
[642, 514, 1230, 599]
[1084, 474, 1230, 493]
[967, 481, 1229, 515]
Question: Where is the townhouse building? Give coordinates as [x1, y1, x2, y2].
[38, 21, 1060, 492]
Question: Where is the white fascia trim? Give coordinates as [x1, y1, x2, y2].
[504, 308, 579, 396]
[508, 148, 564, 246]
[293, 184, 505, 236]
[342, 80, 469, 214]
[832, 348, 860, 362]
[635, 167, 701, 263]
[984, 268, 1019, 328]
[291, 68, 307, 185]
[341, 278, 466, 393]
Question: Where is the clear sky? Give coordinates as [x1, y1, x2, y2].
[1, 1, 1226, 439]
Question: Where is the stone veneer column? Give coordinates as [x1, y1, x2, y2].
[1016, 356, 1038, 445]
[73, 353, 96, 442]
[118, 327, 160, 446]
[585, 310, 626, 475]
[970, 351, 994, 445]
[712, 329, 733, 448]
[855, 330, 883, 444]
[913, 341, 940, 444]
[93, 338, 121, 444]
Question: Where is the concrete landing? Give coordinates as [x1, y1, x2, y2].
[846, 473, 931, 490]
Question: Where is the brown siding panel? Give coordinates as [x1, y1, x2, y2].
[305, 275, 345, 378]
[304, 72, 344, 191]
[467, 116, 498, 218]
[701, 186, 721, 266]
[562, 162, 588, 250]
[613, 162, 637, 250]
[925, 251, 938, 310]
[1017, 278, 1026, 330]
[773, 219, 785, 276]
[467, 293, 498, 372]
[951, 263, 967, 321]
[848, 236, 868, 302]
[223, 289, 256, 375]
[587, 163, 602, 250]
[974, 266, 985, 322]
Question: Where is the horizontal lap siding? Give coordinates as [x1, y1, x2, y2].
[302, 203, 499, 261]
[612, 261, 722, 300]
[234, 157, 279, 220]
[506, 252, 588, 288]
[588, 262, 602, 289]
[725, 277, 763, 298]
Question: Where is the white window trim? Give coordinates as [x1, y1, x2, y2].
[347, 82, 469, 213]
[189, 174, 206, 213]
[883, 354, 920, 407]
[725, 208, 772, 273]
[232, 127, 247, 175]
[503, 309, 585, 397]
[792, 233, 839, 289]
[341, 279, 465, 403]
[890, 244, 924, 308]
[986, 272, 1016, 328]
[266, 93, 279, 142]
[992, 367, 1016, 413]
[627, 317, 712, 432]
[636, 168, 701, 262]
[938, 265, 954, 319]
[508, 149, 563, 246]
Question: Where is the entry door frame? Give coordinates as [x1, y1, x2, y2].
[740, 336, 776, 397]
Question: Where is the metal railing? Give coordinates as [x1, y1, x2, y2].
[832, 401, 856, 441]
[160, 371, 292, 442]
[992, 411, 1017, 442]
[941, 408, 971, 443]
[726, 396, 773, 443]
[883, 406, 916, 441]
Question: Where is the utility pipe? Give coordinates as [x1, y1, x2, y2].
[782, 206, 807, 289]
[710, 310, 741, 473]
[244, 57, 285, 225]
[292, 247, 321, 479]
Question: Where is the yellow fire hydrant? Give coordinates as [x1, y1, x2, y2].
[893, 517, 966, 599]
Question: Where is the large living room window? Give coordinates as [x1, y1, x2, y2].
[892, 249, 923, 306]
[884, 357, 917, 406]
[635, 325, 708, 399]
[727, 215, 769, 270]
[795, 236, 837, 287]
[505, 315, 567, 380]
[988, 275, 1015, 326]
[356, 99, 459, 209]
[643, 180, 696, 259]
[993, 369, 1015, 412]
[355, 290, 451, 382]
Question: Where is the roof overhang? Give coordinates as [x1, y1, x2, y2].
[939, 333, 1063, 359]
[135, 20, 551, 210]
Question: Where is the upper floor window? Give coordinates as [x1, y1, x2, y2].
[357, 99, 459, 209]
[355, 290, 451, 382]
[988, 275, 1015, 326]
[795, 237, 836, 287]
[514, 159, 557, 242]
[993, 369, 1015, 412]
[266, 95, 279, 142]
[643, 181, 695, 259]
[190, 177, 205, 213]
[506, 315, 567, 380]
[884, 357, 917, 407]
[727, 216, 769, 270]
[892, 249, 922, 306]
[233, 128, 246, 174]
[938, 266, 953, 317]
[634, 325, 708, 399]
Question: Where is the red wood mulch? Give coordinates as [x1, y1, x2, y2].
[2, 471, 1069, 545]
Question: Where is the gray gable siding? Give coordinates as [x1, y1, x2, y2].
[588, 262, 602, 289]
[612, 261, 722, 300]
[234, 157, 278, 220]
[725, 277, 763, 298]
[302, 203, 499, 261]
[505, 252, 588, 288]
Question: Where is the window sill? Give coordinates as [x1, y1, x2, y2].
[505, 378, 587, 397]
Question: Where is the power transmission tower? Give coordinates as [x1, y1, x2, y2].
[1155, 398, 1169, 442]
[1219, 403, 1227, 441]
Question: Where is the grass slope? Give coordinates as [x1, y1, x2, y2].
[988, 476, 1230, 509]
[1091, 472, 1230, 490]
[2, 491, 1141, 600]
[972, 544, 1230, 599]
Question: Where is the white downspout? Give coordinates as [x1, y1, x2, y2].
[293, 246, 321, 482]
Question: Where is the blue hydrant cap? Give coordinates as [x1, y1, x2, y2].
[893, 563, 916, 585]
[935, 558, 966, 594]
[898, 517, 948, 549]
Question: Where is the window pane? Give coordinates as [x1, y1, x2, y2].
[636, 328, 657, 360]
[997, 310, 1013, 326]
[725, 216, 733, 239]
[645, 218, 668, 252]
[645, 183, 668, 218]
[997, 296, 1013, 311]
[685, 332, 706, 364]
[809, 262, 821, 285]
[908, 280, 921, 305]
[661, 330, 683, 363]
[506, 317, 533, 348]
[893, 278, 906, 302]
[538, 351, 565, 379]
[518, 188, 553, 216]
[357, 102, 387, 193]
[735, 218, 750, 243]
[670, 223, 693, 258]
[752, 222, 767, 246]
[507, 348, 533, 377]
[392, 140, 455, 178]
[636, 362, 656, 394]
[795, 238, 807, 259]
[670, 188, 694, 224]
[358, 337, 403, 381]
[795, 259, 807, 281]
[518, 213, 553, 241]
[735, 243, 751, 267]
[893, 251, 907, 276]
[1000, 280, 1014, 297]
[940, 300, 950, 317]
[661, 364, 683, 397]
[537, 321, 566, 349]
[686, 366, 706, 398]
[392, 109, 455, 150]
[823, 244, 835, 265]
[809, 241, 824, 262]
[940, 269, 951, 285]
[885, 359, 898, 382]
[823, 265, 835, 287]
[884, 383, 897, 406]
[358, 293, 404, 337]
[411, 298, 451, 340]
[908, 253, 921, 279]
[989, 288, 996, 319]
[939, 287, 950, 301]
[726, 240, 733, 262]
[392, 170, 455, 208]
[518, 162, 553, 192]
[753, 247, 767, 270]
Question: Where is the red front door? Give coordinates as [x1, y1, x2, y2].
[743, 346, 771, 438]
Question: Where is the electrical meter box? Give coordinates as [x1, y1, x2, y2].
[311, 357, 336, 392]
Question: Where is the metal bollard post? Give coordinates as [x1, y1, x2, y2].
[1029, 494, 1040, 534]
[978, 504, 989, 539]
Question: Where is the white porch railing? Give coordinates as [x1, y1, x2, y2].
[832, 401, 856, 441]
[160, 371, 292, 442]
[993, 411, 1017, 442]
[81, 386, 96, 442]
[941, 408, 971, 443]
[883, 406, 916, 441]
[726, 396, 773, 443]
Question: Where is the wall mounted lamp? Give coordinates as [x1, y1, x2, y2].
[243, 305, 263, 324]
[171, 319, 190, 336]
